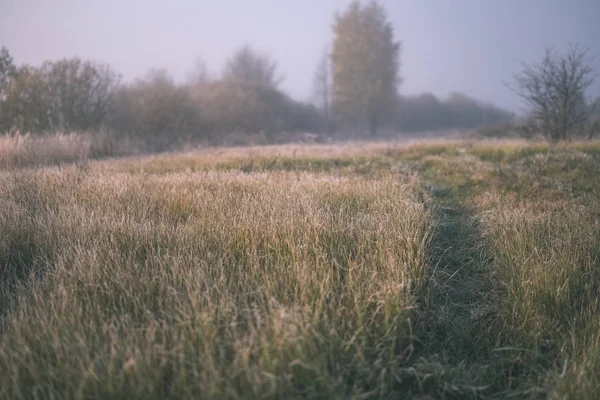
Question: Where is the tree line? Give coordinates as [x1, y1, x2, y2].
[5, 1, 593, 146]
[395, 92, 514, 133]
[0, 45, 328, 148]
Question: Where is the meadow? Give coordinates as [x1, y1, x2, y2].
[1, 135, 599, 399]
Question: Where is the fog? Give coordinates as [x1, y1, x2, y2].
[2, 4, 600, 398]
[1, 0, 600, 147]
[2, 0, 599, 112]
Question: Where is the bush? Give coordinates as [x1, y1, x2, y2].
[0, 131, 134, 168]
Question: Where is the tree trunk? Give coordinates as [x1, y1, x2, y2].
[589, 122, 599, 141]
[368, 114, 378, 138]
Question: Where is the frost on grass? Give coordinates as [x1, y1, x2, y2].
[0, 167, 430, 399]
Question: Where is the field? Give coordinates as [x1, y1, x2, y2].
[1, 138, 600, 399]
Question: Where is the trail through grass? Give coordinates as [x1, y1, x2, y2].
[409, 142, 600, 398]
[1, 140, 599, 399]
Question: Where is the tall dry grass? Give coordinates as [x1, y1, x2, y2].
[0, 167, 430, 399]
[478, 194, 600, 398]
[1, 139, 600, 398]
[0, 131, 135, 168]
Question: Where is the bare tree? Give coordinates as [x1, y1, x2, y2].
[43, 58, 121, 131]
[312, 48, 331, 125]
[2, 58, 120, 133]
[512, 45, 598, 141]
[0, 47, 16, 100]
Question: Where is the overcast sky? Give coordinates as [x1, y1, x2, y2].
[1, 0, 599, 112]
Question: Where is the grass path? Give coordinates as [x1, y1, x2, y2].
[410, 152, 541, 398]
[405, 170, 500, 398]
[409, 143, 600, 398]
[1, 141, 600, 399]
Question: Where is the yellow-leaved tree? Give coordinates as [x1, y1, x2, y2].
[332, 1, 401, 137]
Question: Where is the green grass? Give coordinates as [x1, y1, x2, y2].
[1, 139, 600, 399]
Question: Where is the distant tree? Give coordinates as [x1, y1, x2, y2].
[312, 47, 332, 130]
[0, 46, 17, 131]
[109, 69, 202, 148]
[198, 80, 288, 135]
[222, 45, 281, 88]
[331, 1, 400, 137]
[43, 58, 120, 131]
[0, 47, 16, 100]
[588, 96, 600, 140]
[1, 65, 51, 132]
[287, 100, 328, 134]
[445, 92, 482, 128]
[512, 45, 598, 141]
[2, 58, 119, 133]
[395, 92, 514, 133]
[196, 77, 327, 141]
[187, 57, 209, 85]
[594, 97, 600, 119]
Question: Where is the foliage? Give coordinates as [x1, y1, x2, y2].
[108, 70, 202, 149]
[396, 92, 514, 133]
[198, 79, 326, 140]
[332, 1, 400, 136]
[222, 45, 281, 88]
[0, 46, 325, 144]
[1, 57, 120, 133]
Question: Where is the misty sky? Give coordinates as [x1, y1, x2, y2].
[1, 0, 599, 112]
